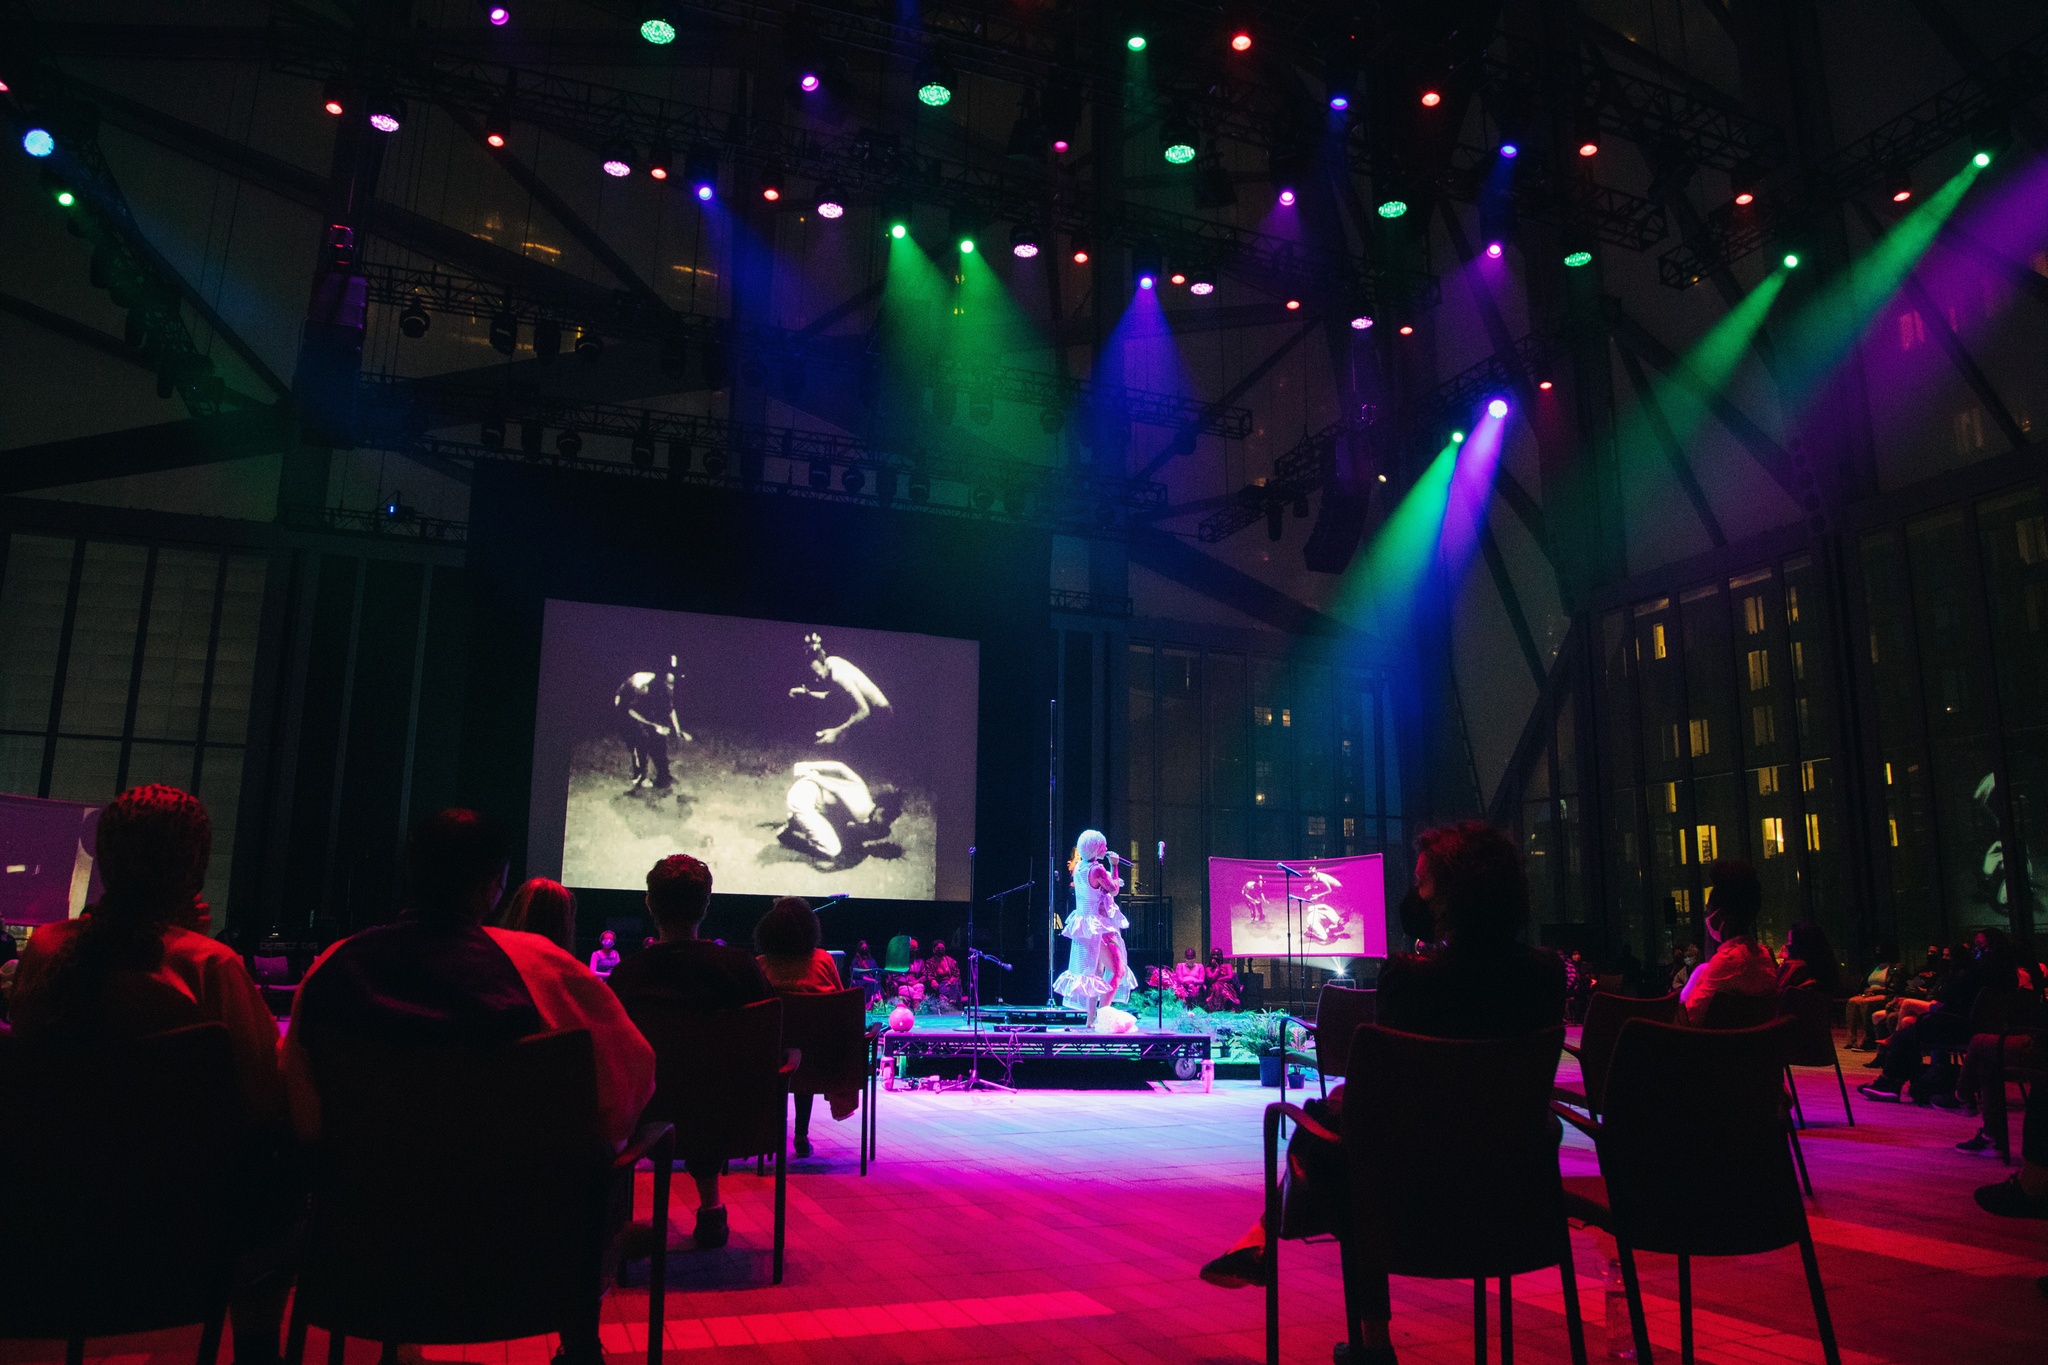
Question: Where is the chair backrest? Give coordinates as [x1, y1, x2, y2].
[883, 935, 915, 972]
[1577, 991, 1680, 1115]
[1597, 1018, 1806, 1256]
[251, 954, 293, 984]
[1699, 989, 1779, 1031]
[1345, 1025, 1569, 1280]
[296, 1028, 607, 1344]
[1967, 986, 2034, 1034]
[781, 987, 867, 1094]
[635, 996, 787, 1161]
[0, 1024, 241, 1340]
[1774, 986, 1838, 1066]
[1312, 984, 1375, 1078]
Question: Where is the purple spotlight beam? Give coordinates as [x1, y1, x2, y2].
[1487, 397, 1509, 418]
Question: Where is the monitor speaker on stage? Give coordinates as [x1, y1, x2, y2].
[1206, 853, 1387, 959]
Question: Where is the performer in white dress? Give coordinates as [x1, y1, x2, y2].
[1053, 829, 1138, 1028]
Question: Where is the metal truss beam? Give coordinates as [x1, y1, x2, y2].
[1125, 528, 1355, 640]
[0, 406, 289, 495]
[1477, 518, 1547, 688]
[1615, 343, 1728, 548]
[1607, 305, 1801, 501]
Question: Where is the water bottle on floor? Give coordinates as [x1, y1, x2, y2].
[1604, 1256, 1635, 1361]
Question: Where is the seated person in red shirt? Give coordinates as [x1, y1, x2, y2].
[282, 810, 654, 1365]
[606, 854, 773, 1249]
[1199, 821, 1566, 1365]
[1677, 860, 1779, 1024]
[14, 785, 293, 1365]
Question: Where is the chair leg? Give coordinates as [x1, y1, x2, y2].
[1788, 1119, 1815, 1198]
[1678, 1254, 1693, 1365]
[1473, 1278, 1487, 1365]
[1797, 1229, 1843, 1365]
[284, 1294, 310, 1365]
[1557, 1235, 1588, 1365]
[327, 1330, 346, 1365]
[1834, 1057, 1855, 1126]
[772, 1145, 788, 1285]
[1617, 1242, 1654, 1365]
[196, 1306, 227, 1365]
[649, 1137, 671, 1365]
[1787, 1067, 1807, 1130]
[66, 1336, 84, 1365]
[1336, 1234, 1366, 1364]
[1264, 1111, 1283, 1365]
[1499, 1276, 1513, 1365]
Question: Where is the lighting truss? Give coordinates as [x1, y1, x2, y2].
[356, 261, 1255, 438]
[1659, 25, 2048, 288]
[352, 373, 1171, 535]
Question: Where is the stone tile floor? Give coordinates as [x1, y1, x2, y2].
[10, 1041, 2045, 1365]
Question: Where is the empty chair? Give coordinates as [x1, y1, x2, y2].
[1559, 1018, 1840, 1365]
[1776, 987, 1854, 1127]
[634, 997, 798, 1283]
[0, 1024, 243, 1365]
[1263, 1024, 1587, 1365]
[1294, 983, 1375, 1101]
[1557, 991, 1679, 1120]
[779, 986, 878, 1173]
[285, 1028, 673, 1365]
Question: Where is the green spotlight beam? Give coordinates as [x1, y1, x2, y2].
[1330, 441, 1459, 643]
[953, 245, 1055, 450]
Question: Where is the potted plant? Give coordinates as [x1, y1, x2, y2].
[1222, 1011, 1307, 1088]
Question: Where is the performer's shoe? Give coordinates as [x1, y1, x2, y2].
[1198, 1245, 1267, 1289]
[693, 1205, 731, 1248]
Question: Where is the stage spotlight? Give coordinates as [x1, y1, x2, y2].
[1285, 298, 1301, 310]
[1169, 270, 1187, 286]
[488, 310, 518, 355]
[1885, 165, 1912, 203]
[321, 84, 346, 117]
[575, 327, 604, 359]
[1161, 112, 1197, 165]
[1230, 30, 1252, 52]
[916, 57, 955, 107]
[1487, 398, 1509, 419]
[1011, 222, 1041, 258]
[1329, 92, 1350, 112]
[631, 431, 655, 468]
[368, 96, 404, 133]
[907, 470, 931, 503]
[958, 237, 976, 254]
[480, 418, 505, 450]
[1575, 112, 1600, 157]
[1053, 138, 1071, 154]
[532, 318, 562, 364]
[1499, 141, 1519, 158]
[1561, 227, 1595, 269]
[1277, 187, 1296, 207]
[1564, 249, 1593, 268]
[1782, 251, 1801, 269]
[479, 0, 509, 24]
[889, 220, 908, 240]
[1138, 273, 1155, 290]
[702, 446, 727, 476]
[1070, 237, 1092, 265]
[1973, 149, 1993, 168]
[1132, 245, 1161, 290]
[1451, 429, 1465, 444]
[684, 143, 717, 199]
[808, 459, 831, 490]
[601, 141, 634, 178]
[667, 439, 691, 472]
[1486, 241, 1504, 258]
[645, 141, 672, 181]
[1126, 33, 1147, 52]
[49, 181, 76, 208]
[1377, 196, 1408, 219]
[1968, 108, 2009, 164]
[398, 299, 430, 338]
[1188, 271, 1216, 296]
[1326, 59, 1357, 112]
[1398, 324, 1415, 336]
[816, 185, 846, 219]
[759, 160, 786, 202]
[21, 126, 54, 158]
[1349, 314, 1373, 330]
[1731, 163, 1759, 206]
[841, 466, 866, 494]
[555, 428, 582, 458]
[483, 104, 511, 149]
[799, 71, 820, 93]
[1538, 379, 1554, 391]
[639, 6, 676, 44]
[1420, 87, 1441, 108]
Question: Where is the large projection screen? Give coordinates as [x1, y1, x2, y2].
[529, 600, 979, 900]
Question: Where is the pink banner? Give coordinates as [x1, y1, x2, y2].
[1208, 853, 1387, 959]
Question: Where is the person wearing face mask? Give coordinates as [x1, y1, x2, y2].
[1677, 861, 1779, 1025]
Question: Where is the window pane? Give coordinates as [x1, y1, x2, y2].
[1160, 648, 1201, 798]
[1127, 643, 1154, 806]
[124, 740, 197, 794]
[1980, 488, 2048, 930]
[0, 733, 45, 798]
[1680, 585, 1737, 777]
[1862, 530, 1941, 950]
[1206, 652, 1247, 807]
[47, 736, 121, 804]
[133, 550, 220, 743]
[0, 534, 75, 732]
[58, 543, 148, 738]
[205, 556, 267, 746]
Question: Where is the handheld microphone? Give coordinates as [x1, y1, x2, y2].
[1277, 862, 1308, 877]
[814, 893, 851, 906]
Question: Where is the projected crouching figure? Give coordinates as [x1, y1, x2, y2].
[788, 632, 891, 745]
[777, 760, 904, 864]
[615, 656, 692, 791]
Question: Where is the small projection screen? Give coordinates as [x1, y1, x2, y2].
[529, 600, 979, 901]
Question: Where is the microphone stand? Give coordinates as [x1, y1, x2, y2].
[935, 864, 1027, 1093]
[1278, 863, 1308, 1020]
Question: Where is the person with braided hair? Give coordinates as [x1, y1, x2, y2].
[12, 784, 293, 1365]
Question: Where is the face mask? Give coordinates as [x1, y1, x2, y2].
[1398, 887, 1434, 944]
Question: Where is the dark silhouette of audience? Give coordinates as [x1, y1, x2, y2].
[1860, 928, 2017, 1106]
[500, 876, 578, 955]
[1778, 920, 1840, 995]
[755, 896, 858, 1158]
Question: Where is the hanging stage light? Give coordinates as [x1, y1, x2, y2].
[575, 327, 604, 359]
[916, 57, 956, 108]
[1377, 195, 1408, 219]
[684, 143, 718, 200]
[841, 466, 866, 494]
[645, 141, 671, 180]
[1011, 222, 1041, 258]
[815, 184, 846, 219]
[1070, 236, 1092, 266]
[808, 459, 832, 490]
[1169, 270, 1187, 286]
[367, 96, 404, 133]
[480, 418, 506, 450]
[1781, 251, 1802, 269]
[398, 298, 430, 338]
[321, 84, 346, 117]
[1498, 141, 1519, 158]
[759, 160, 786, 202]
[1420, 87, 1441, 108]
[488, 309, 518, 355]
[1349, 314, 1373, 330]
[1231, 30, 1252, 52]
[1189, 270, 1216, 296]
[702, 446, 728, 476]
[1161, 112, 1197, 166]
[638, 5, 676, 44]
[799, 71, 821, 93]
[1126, 33, 1147, 52]
[1326, 59, 1356, 113]
[1884, 165, 1912, 203]
[1284, 298, 1301, 310]
[478, 0, 510, 24]
[1277, 188, 1296, 207]
[1731, 162, 1759, 206]
[555, 428, 583, 458]
[1487, 398, 1509, 419]
[600, 141, 634, 178]
[1575, 111, 1601, 158]
[631, 431, 655, 468]
[1132, 245, 1162, 290]
[483, 103, 512, 149]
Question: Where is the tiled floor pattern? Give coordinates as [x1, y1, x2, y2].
[9, 1045, 2047, 1365]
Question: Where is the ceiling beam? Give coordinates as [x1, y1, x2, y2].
[1126, 529, 1354, 640]
[0, 406, 289, 494]
[1615, 342, 1729, 548]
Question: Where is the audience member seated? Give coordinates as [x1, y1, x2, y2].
[1777, 919, 1840, 995]
[12, 785, 293, 1365]
[1172, 948, 1207, 1003]
[589, 929, 622, 979]
[283, 809, 654, 1365]
[848, 939, 882, 1004]
[926, 939, 962, 1008]
[1678, 860, 1778, 1024]
[1668, 943, 1700, 992]
[502, 877, 578, 955]
[1972, 1075, 2048, 1294]
[1203, 949, 1241, 1011]
[1871, 944, 1949, 1043]
[607, 854, 773, 1248]
[1861, 928, 2017, 1106]
[1844, 944, 1901, 1051]
[1198, 820, 1566, 1365]
[755, 896, 860, 1158]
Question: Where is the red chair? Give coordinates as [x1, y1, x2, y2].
[634, 998, 798, 1283]
[779, 987, 879, 1173]
[1558, 1018, 1840, 1365]
[1263, 1025, 1586, 1365]
[1557, 991, 1678, 1120]
[285, 1028, 673, 1365]
[0, 1024, 242, 1365]
[1699, 990, 1812, 1196]
[1775, 987, 1854, 1127]
[1287, 983, 1375, 1101]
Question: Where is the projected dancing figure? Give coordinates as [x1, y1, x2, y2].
[788, 632, 891, 745]
[1053, 830, 1138, 1029]
[776, 760, 904, 865]
[615, 656, 692, 792]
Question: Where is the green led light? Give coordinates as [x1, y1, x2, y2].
[639, 18, 675, 44]
[917, 82, 953, 108]
[1127, 34, 1147, 52]
[1782, 252, 1801, 269]
[1376, 199, 1408, 219]
[889, 223, 908, 239]
[959, 238, 975, 254]
[1163, 142, 1196, 165]
[1451, 430, 1466, 443]
[1563, 249, 1593, 268]
[54, 188, 76, 207]
[1974, 151, 1992, 168]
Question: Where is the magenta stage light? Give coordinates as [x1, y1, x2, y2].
[1486, 241, 1503, 258]
[800, 72, 820, 93]
[1487, 398, 1509, 418]
[1350, 315, 1373, 330]
[1499, 142, 1519, 158]
[487, 5, 509, 24]
[1329, 94, 1350, 111]
[1277, 188, 1296, 206]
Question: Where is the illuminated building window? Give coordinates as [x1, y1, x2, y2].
[1695, 824, 1720, 861]
[1743, 595, 1766, 634]
[1805, 812, 1823, 851]
[1753, 705, 1776, 745]
[1689, 718, 1711, 756]
[1757, 766, 1779, 795]
[1791, 640, 1805, 680]
[1747, 649, 1770, 690]
[1760, 817, 1786, 857]
[1652, 623, 1668, 659]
